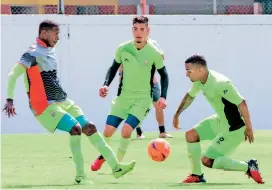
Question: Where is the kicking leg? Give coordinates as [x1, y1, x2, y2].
[90, 115, 122, 171]
[82, 121, 136, 179]
[36, 103, 88, 184]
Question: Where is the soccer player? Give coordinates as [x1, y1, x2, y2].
[2, 20, 135, 184]
[118, 38, 173, 139]
[172, 55, 264, 184]
[90, 15, 169, 171]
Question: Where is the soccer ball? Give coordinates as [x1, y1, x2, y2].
[147, 138, 170, 162]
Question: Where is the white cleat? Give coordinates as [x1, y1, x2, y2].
[137, 134, 146, 139]
[74, 176, 93, 185]
[159, 132, 173, 138]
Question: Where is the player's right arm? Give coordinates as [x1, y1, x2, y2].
[3, 51, 36, 117]
[100, 46, 122, 97]
[173, 82, 200, 129]
[3, 63, 26, 117]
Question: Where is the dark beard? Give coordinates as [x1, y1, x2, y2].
[41, 39, 51, 47]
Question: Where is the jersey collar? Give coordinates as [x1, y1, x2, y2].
[36, 38, 48, 47]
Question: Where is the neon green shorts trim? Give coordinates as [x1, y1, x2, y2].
[109, 95, 152, 122]
[36, 99, 85, 133]
[194, 114, 245, 159]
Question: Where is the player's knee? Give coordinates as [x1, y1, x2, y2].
[121, 124, 134, 138]
[201, 156, 213, 168]
[154, 105, 163, 113]
[185, 129, 200, 143]
[69, 124, 82, 135]
[103, 125, 116, 138]
[82, 122, 97, 136]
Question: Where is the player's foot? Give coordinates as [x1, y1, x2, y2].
[90, 155, 105, 171]
[112, 160, 136, 179]
[137, 134, 146, 139]
[159, 132, 173, 138]
[180, 174, 206, 183]
[246, 159, 264, 184]
[74, 176, 93, 185]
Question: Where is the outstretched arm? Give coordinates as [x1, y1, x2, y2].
[7, 63, 26, 100]
[3, 63, 26, 117]
[173, 82, 199, 129]
[174, 93, 195, 117]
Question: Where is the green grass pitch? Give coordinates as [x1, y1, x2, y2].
[1, 130, 272, 189]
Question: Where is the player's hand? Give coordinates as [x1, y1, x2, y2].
[173, 114, 180, 130]
[244, 127, 254, 143]
[99, 85, 109, 98]
[157, 97, 167, 109]
[2, 99, 17, 118]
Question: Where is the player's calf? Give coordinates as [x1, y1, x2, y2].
[117, 115, 139, 161]
[69, 124, 85, 178]
[121, 123, 134, 138]
[91, 115, 122, 171]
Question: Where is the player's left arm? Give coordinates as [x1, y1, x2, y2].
[219, 81, 254, 142]
[118, 64, 123, 82]
[154, 53, 169, 101]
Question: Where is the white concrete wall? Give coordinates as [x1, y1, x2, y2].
[1, 15, 272, 134]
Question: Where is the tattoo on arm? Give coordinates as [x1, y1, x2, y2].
[175, 93, 195, 117]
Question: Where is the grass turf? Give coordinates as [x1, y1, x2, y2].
[1, 130, 272, 189]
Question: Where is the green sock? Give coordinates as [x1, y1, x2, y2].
[117, 137, 131, 161]
[99, 136, 112, 159]
[187, 142, 202, 175]
[69, 135, 85, 177]
[104, 135, 112, 144]
[88, 132, 119, 170]
[212, 156, 248, 172]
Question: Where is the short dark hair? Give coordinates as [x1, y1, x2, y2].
[132, 15, 149, 25]
[39, 20, 59, 34]
[185, 54, 207, 67]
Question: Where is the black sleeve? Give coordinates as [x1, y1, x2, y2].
[103, 60, 121, 86]
[157, 66, 169, 99]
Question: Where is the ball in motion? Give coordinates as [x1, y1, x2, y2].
[148, 138, 170, 162]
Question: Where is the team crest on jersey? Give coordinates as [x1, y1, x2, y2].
[50, 112, 56, 117]
[144, 60, 148, 64]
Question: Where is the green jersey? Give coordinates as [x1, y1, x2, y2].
[188, 70, 245, 132]
[115, 40, 164, 98]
